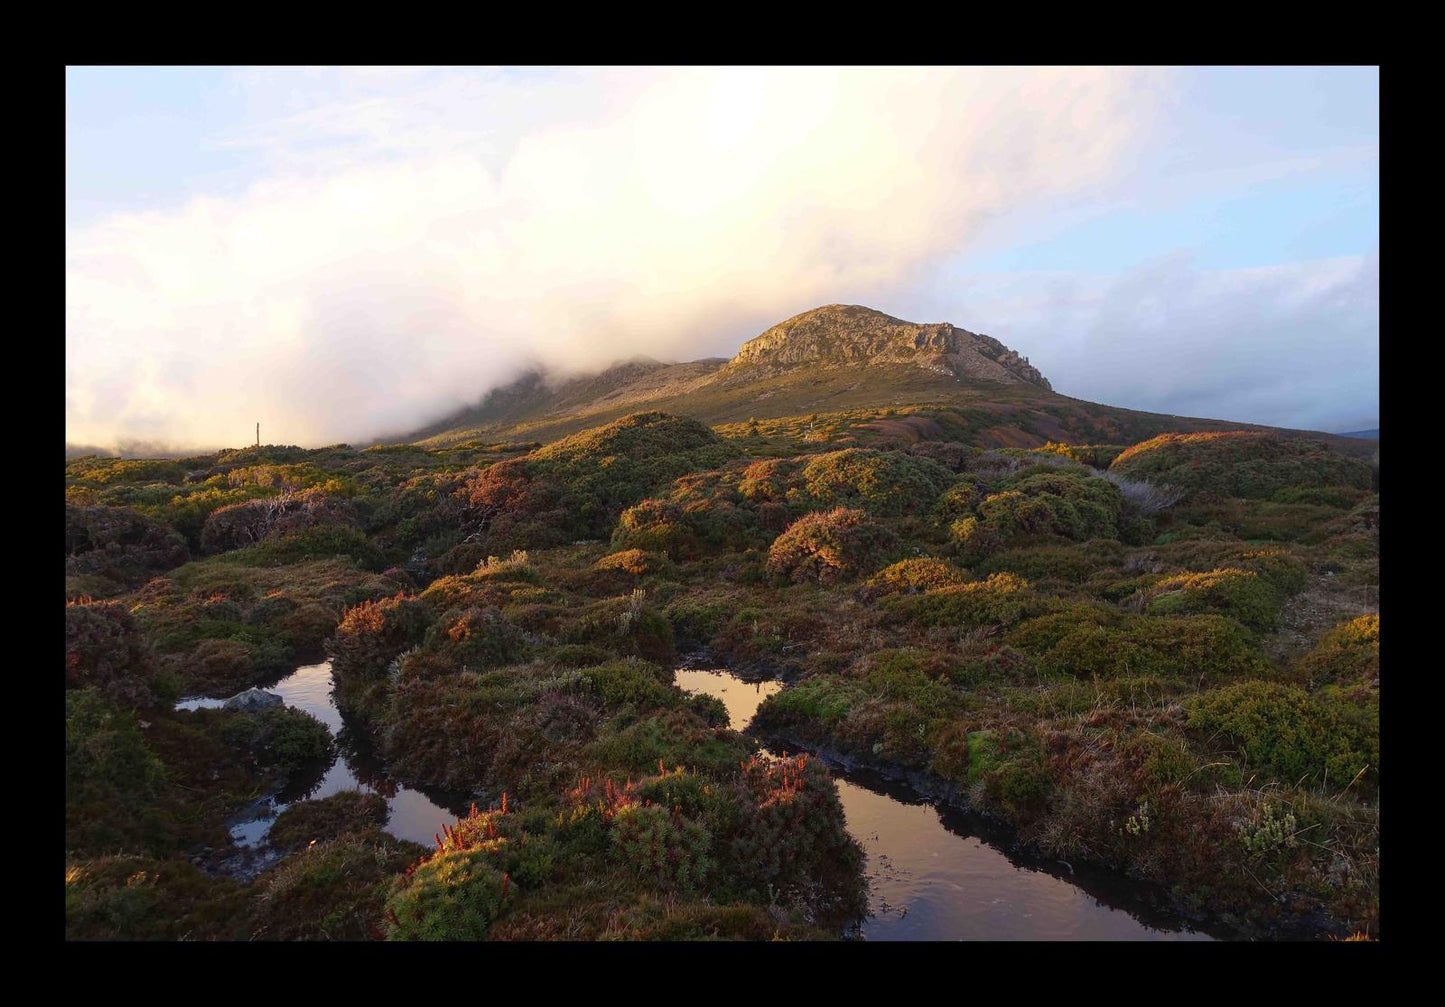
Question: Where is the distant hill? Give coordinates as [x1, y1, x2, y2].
[1339, 429, 1380, 440]
[395, 304, 1377, 457]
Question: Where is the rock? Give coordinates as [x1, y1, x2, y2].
[223, 687, 284, 712]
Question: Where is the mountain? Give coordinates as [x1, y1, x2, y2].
[1339, 429, 1380, 440]
[398, 304, 1374, 456]
[718, 304, 1050, 388]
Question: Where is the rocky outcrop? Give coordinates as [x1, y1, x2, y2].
[722, 304, 1051, 389]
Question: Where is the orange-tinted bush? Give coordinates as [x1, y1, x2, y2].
[766, 508, 898, 585]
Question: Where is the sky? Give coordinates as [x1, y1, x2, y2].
[66, 66, 1379, 451]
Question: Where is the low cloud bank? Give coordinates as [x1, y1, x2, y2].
[66, 68, 1155, 450]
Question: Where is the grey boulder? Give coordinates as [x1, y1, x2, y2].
[223, 688, 284, 712]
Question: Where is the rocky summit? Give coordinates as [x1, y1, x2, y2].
[721, 304, 1051, 389]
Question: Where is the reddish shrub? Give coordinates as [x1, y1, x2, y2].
[199, 490, 357, 554]
[326, 594, 435, 683]
[66, 506, 189, 583]
[65, 600, 160, 707]
[766, 508, 898, 585]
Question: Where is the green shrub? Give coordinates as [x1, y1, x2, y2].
[949, 515, 1005, 560]
[726, 755, 865, 917]
[1111, 432, 1373, 500]
[423, 606, 530, 669]
[1185, 681, 1378, 790]
[68, 457, 188, 486]
[611, 499, 701, 559]
[222, 707, 334, 776]
[223, 523, 383, 570]
[1150, 541, 1309, 595]
[254, 829, 423, 941]
[1293, 615, 1379, 687]
[66, 856, 246, 941]
[200, 490, 358, 555]
[66, 690, 165, 823]
[687, 693, 731, 727]
[1037, 442, 1126, 468]
[515, 412, 742, 541]
[665, 596, 740, 649]
[268, 791, 390, 849]
[973, 468, 1125, 543]
[1272, 485, 1369, 508]
[932, 480, 984, 522]
[1173, 498, 1343, 542]
[562, 592, 676, 663]
[383, 847, 514, 940]
[550, 643, 613, 668]
[611, 803, 712, 892]
[1126, 732, 1197, 791]
[579, 659, 677, 710]
[596, 548, 669, 577]
[884, 572, 1037, 627]
[589, 710, 753, 777]
[1145, 567, 1282, 631]
[977, 540, 1125, 585]
[756, 676, 867, 727]
[865, 558, 968, 596]
[798, 448, 956, 516]
[1015, 613, 1266, 680]
[737, 457, 804, 503]
[984, 760, 1052, 813]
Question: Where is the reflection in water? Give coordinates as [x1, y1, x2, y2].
[673, 668, 782, 730]
[674, 664, 1212, 941]
[177, 662, 467, 848]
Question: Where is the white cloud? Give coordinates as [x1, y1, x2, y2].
[67, 67, 1158, 449]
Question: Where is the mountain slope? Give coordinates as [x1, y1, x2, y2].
[398, 304, 1372, 456]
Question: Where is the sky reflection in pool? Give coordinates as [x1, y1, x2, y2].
[674, 665, 1212, 941]
[177, 662, 467, 848]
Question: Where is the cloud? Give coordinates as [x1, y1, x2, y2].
[922, 250, 1379, 432]
[67, 67, 1159, 450]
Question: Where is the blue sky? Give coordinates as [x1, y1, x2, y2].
[66, 67, 1379, 448]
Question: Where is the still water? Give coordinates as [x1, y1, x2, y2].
[673, 666, 1214, 941]
[177, 662, 467, 849]
[180, 661, 1214, 938]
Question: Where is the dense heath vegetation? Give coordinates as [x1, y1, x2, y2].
[66, 411, 1378, 940]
